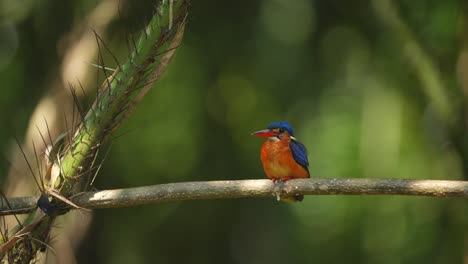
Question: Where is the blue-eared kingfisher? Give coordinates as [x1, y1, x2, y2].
[251, 121, 309, 201]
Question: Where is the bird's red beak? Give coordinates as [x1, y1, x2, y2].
[251, 129, 277, 138]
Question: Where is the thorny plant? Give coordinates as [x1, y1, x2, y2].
[0, 0, 189, 262]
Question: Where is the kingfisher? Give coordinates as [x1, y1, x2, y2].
[251, 121, 309, 201]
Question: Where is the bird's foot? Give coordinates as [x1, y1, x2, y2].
[280, 176, 293, 181]
[271, 178, 282, 200]
[271, 177, 302, 202]
[271, 177, 293, 183]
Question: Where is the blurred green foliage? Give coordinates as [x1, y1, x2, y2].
[1, 0, 467, 263]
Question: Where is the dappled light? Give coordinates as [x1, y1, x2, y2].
[0, 0, 467, 263]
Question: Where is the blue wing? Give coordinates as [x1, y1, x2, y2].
[290, 139, 309, 173]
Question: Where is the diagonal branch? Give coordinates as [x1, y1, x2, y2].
[1, 178, 467, 215]
[372, 0, 453, 123]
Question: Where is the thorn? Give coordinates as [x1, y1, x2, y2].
[14, 136, 41, 192]
[85, 61, 116, 72]
[48, 189, 90, 211]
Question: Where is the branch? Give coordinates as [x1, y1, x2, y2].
[1, 178, 467, 215]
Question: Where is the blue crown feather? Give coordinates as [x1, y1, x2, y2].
[267, 121, 294, 136]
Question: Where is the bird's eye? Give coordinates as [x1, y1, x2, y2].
[278, 128, 285, 133]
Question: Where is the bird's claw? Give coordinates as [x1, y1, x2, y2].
[272, 178, 286, 201]
[272, 177, 298, 202]
[280, 176, 293, 181]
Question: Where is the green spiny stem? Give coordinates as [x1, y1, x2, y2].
[4, 0, 189, 261]
[58, 0, 188, 195]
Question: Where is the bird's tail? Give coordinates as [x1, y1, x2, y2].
[281, 194, 304, 202]
[293, 194, 304, 202]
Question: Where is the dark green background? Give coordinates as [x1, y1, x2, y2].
[1, 0, 467, 263]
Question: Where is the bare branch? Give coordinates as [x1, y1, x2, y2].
[1, 178, 467, 215]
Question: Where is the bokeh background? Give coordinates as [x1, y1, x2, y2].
[1, 0, 468, 263]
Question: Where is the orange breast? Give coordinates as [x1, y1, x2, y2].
[260, 139, 309, 180]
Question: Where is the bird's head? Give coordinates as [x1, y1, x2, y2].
[251, 121, 295, 140]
